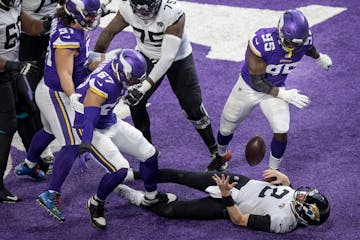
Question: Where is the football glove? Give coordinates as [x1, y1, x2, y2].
[5, 61, 40, 76]
[78, 142, 92, 173]
[316, 53, 332, 71]
[277, 88, 310, 109]
[69, 93, 84, 113]
[124, 80, 152, 106]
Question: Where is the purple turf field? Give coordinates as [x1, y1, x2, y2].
[1, 0, 359, 239]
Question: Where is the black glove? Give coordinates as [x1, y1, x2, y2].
[5, 61, 40, 76]
[124, 88, 144, 106]
[42, 15, 52, 32]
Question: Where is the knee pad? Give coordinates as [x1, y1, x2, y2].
[183, 103, 211, 130]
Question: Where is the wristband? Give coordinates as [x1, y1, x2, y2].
[222, 195, 236, 207]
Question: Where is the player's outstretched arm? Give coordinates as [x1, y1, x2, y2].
[94, 12, 129, 53]
[306, 46, 332, 71]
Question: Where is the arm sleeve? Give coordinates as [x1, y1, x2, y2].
[148, 34, 181, 83]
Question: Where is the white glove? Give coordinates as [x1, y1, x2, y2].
[69, 93, 84, 113]
[277, 88, 310, 109]
[316, 53, 332, 71]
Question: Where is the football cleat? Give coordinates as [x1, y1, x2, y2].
[115, 184, 178, 207]
[37, 191, 64, 222]
[115, 184, 145, 206]
[206, 150, 232, 172]
[15, 162, 45, 180]
[0, 187, 21, 203]
[87, 196, 106, 229]
[141, 192, 178, 206]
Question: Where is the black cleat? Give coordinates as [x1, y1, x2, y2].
[87, 196, 106, 229]
[0, 187, 22, 203]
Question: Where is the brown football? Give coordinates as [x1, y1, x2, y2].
[245, 135, 266, 166]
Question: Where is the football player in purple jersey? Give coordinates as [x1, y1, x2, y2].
[94, 0, 230, 172]
[17, 0, 65, 175]
[0, 0, 52, 203]
[117, 168, 330, 233]
[12, 0, 103, 219]
[72, 49, 177, 229]
[214, 9, 333, 170]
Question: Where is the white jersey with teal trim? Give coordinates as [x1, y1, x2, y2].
[0, 5, 21, 64]
[234, 180, 298, 233]
[118, 0, 192, 60]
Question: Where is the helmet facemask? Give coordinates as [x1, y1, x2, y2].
[291, 187, 330, 226]
[111, 50, 147, 89]
[130, 0, 162, 20]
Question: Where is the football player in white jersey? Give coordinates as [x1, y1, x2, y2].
[116, 168, 330, 233]
[94, 0, 231, 172]
[0, 0, 52, 203]
[216, 10, 333, 170]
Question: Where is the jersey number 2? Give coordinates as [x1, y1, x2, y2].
[258, 186, 289, 199]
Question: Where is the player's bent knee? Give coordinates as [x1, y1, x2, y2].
[137, 139, 156, 162]
[183, 103, 211, 130]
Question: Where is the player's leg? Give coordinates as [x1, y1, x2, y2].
[11, 73, 36, 151]
[0, 78, 21, 203]
[215, 75, 262, 170]
[166, 54, 219, 165]
[156, 168, 250, 191]
[36, 83, 81, 221]
[129, 56, 164, 143]
[84, 130, 131, 229]
[149, 197, 229, 220]
[107, 119, 176, 205]
[260, 93, 290, 169]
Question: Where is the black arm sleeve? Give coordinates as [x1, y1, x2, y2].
[305, 46, 319, 58]
[247, 214, 271, 232]
[250, 74, 273, 94]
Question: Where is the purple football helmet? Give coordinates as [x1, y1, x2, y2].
[64, 0, 101, 31]
[0, 0, 20, 7]
[130, 0, 162, 20]
[291, 187, 330, 226]
[278, 9, 309, 52]
[112, 49, 147, 88]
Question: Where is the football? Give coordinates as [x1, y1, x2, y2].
[245, 135, 266, 166]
